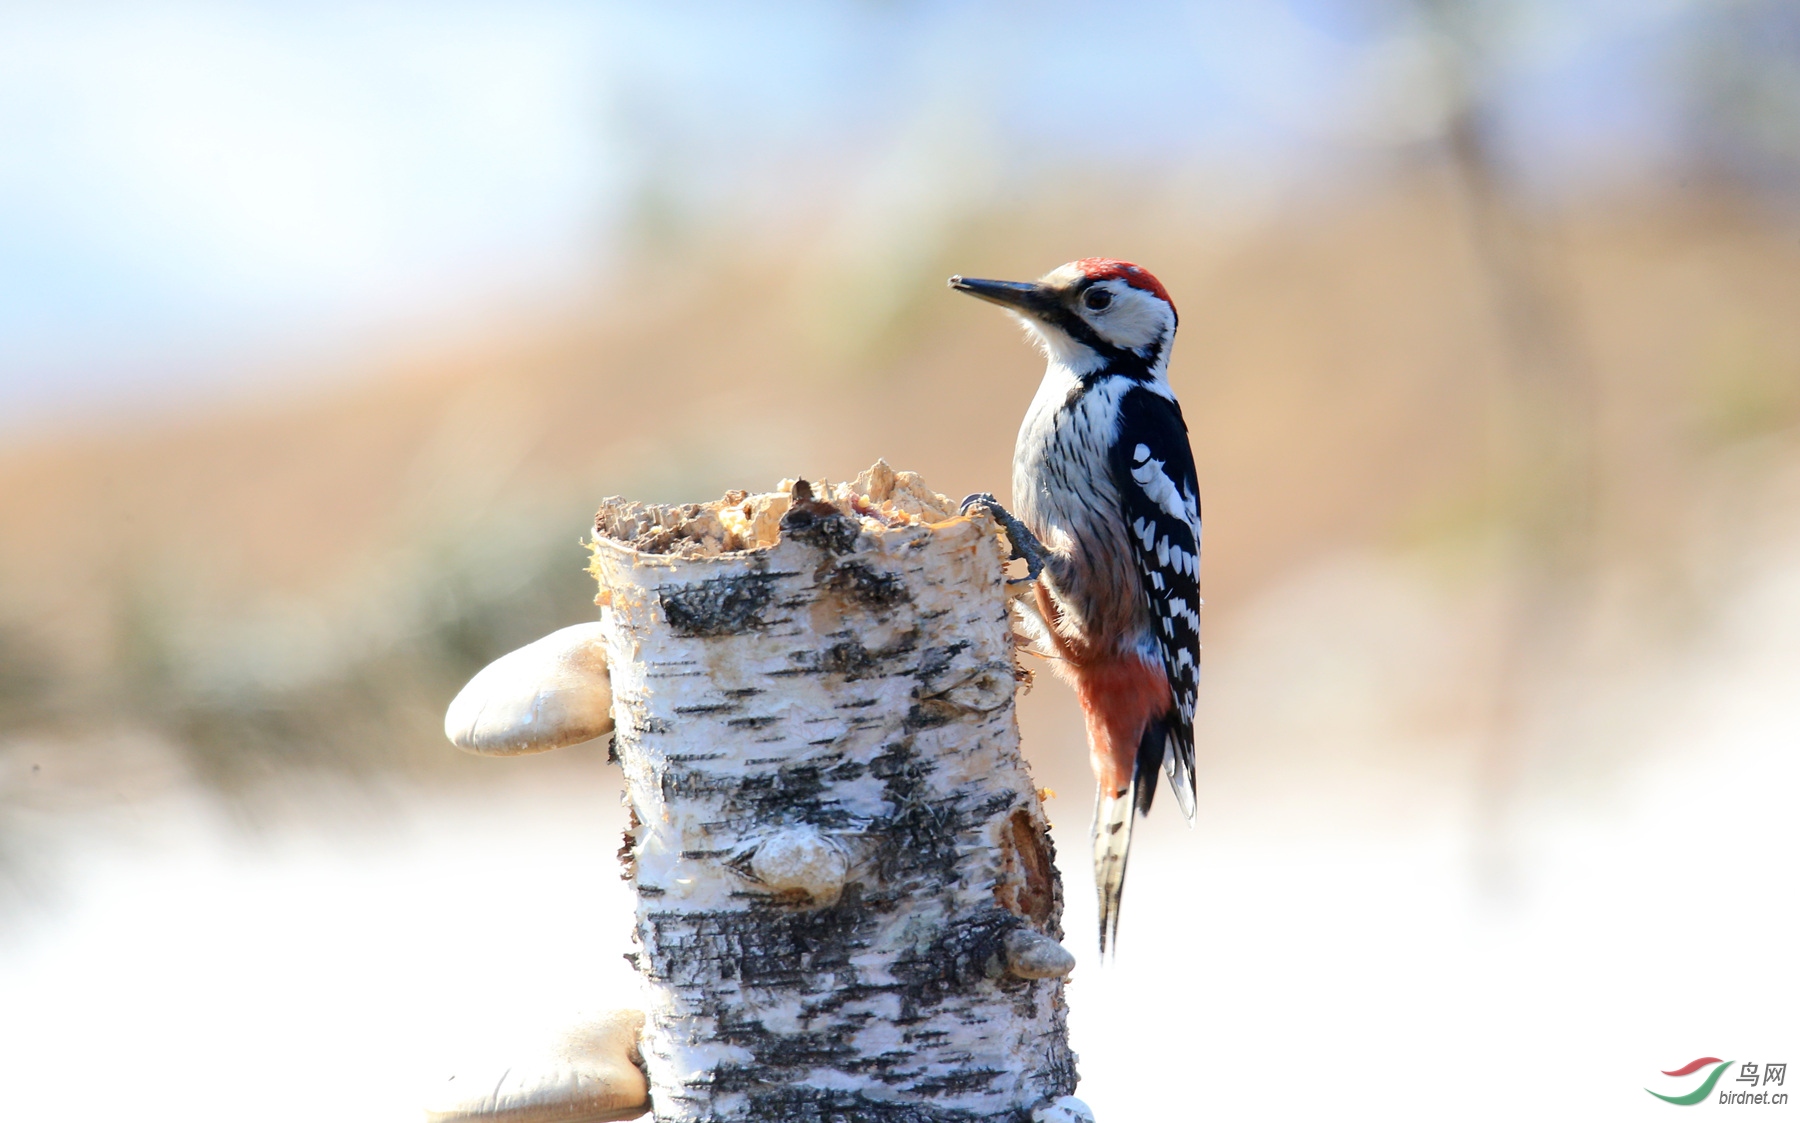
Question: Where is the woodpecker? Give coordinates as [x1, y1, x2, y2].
[949, 259, 1199, 953]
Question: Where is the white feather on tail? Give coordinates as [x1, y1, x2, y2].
[1093, 784, 1138, 956]
[1164, 736, 1196, 820]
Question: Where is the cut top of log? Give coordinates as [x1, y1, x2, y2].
[591, 459, 961, 562]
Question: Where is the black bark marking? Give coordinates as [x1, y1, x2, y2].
[915, 642, 972, 685]
[660, 571, 781, 637]
[644, 893, 1053, 1118]
[780, 479, 861, 555]
[726, 715, 781, 729]
[821, 640, 879, 679]
[641, 895, 872, 990]
[823, 561, 910, 610]
[890, 907, 1028, 1012]
[740, 1087, 994, 1122]
[903, 700, 957, 731]
[781, 628, 922, 682]
[619, 804, 641, 883]
[867, 738, 962, 884]
[732, 758, 846, 826]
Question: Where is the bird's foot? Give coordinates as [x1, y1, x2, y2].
[961, 493, 1047, 587]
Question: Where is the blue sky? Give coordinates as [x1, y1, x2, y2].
[0, 1, 1729, 432]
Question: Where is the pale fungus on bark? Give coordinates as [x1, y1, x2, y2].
[424, 1009, 651, 1123]
[1029, 1096, 1097, 1123]
[444, 622, 615, 755]
[439, 461, 1088, 1122]
[1000, 928, 1077, 980]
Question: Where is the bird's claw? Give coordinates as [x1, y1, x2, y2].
[961, 493, 1047, 585]
[960, 492, 999, 517]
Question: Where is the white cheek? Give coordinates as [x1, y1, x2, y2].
[1086, 289, 1170, 352]
[1019, 315, 1103, 373]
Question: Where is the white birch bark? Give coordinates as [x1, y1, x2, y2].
[588, 463, 1078, 1123]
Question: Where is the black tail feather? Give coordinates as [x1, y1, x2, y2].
[1134, 716, 1168, 817]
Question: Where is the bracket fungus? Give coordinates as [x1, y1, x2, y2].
[424, 1010, 650, 1123]
[444, 622, 614, 755]
[1002, 927, 1078, 980]
[1032, 1095, 1097, 1123]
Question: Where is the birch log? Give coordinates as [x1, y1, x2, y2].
[589, 462, 1078, 1123]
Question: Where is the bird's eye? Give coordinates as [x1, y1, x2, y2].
[1082, 287, 1112, 311]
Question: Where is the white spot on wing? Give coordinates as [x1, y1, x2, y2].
[1131, 456, 1199, 525]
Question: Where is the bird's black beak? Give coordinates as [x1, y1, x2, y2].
[948, 275, 1059, 318]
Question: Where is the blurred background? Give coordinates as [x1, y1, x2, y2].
[1, 2, 1796, 1119]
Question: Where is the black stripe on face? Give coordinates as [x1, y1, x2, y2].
[1050, 278, 1162, 382]
[952, 271, 1169, 382]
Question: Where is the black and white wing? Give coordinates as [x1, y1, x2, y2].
[1108, 384, 1201, 818]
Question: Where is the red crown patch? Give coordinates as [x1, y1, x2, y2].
[1074, 258, 1174, 312]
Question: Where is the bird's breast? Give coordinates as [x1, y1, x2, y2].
[1011, 371, 1147, 654]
